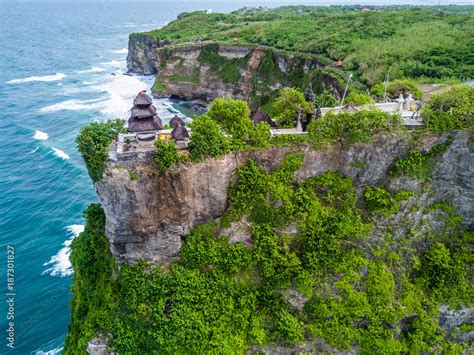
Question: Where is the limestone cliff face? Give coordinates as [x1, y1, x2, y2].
[96, 132, 473, 266]
[127, 36, 342, 103]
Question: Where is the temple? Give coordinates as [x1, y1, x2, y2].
[127, 90, 163, 138]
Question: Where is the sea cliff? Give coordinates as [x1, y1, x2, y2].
[127, 37, 344, 104]
[66, 128, 473, 354]
[97, 131, 473, 266]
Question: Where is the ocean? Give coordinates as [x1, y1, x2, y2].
[0, 1, 468, 354]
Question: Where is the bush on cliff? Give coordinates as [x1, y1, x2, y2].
[422, 85, 474, 131]
[307, 109, 400, 149]
[76, 119, 126, 182]
[249, 122, 271, 148]
[207, 98, 253, 147]
[154, 140, 184, 176]
[344, 91, 375, 106]
[273, 87, 312, 128]
[188, 113, 230, 161]
[418, 242, 469, 304]
[65, 204, 116, 353]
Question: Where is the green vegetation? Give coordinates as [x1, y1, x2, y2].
[389, 136, 454, 179]
[422, 85, 474, 131]
[76, 119, 126, 182]
[154, 140, 184, 176]
[65, 204, 115, 353]
[372, 79, 423, 100]
[418, 242, 469, 304]
[307, 109, 401, 149]
[65, 153, 471, 353]
[133, 6, 474, 84]
[344, 91, 375, 105]
[198, 44, 249, 84]
[249, 122, 271, 148]
[207, 97, 253, 146]
[269, 134, 308, 147]
[364, 186, 400, 217]
[188, 114, 230, 162]
[273, 87, 312, 128]
[152, 79, 167, 92]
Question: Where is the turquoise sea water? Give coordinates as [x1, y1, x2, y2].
[0, 1, 468, 354]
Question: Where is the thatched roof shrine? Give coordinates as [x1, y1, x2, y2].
[250, 108, 277, 128]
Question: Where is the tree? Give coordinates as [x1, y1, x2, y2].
[207, 98, 253, 146]
[344, 92, 375, 106]
[188, 114, 229, 161]
[386, 79, 423, 100]
[76, 119, 126, 182]
[273, 87, 312, 128]
[315, 91, 338, 108]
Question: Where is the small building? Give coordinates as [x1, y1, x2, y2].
[171, 125, 190, 140]
[170, 115, 186, 129]
[250, 108, 277, 128]
[128, 91, 163, 139]
[333, 60, 344, 67]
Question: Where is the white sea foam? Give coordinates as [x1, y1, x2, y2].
[101, 60, 123, 66]
[111, 48, 128, 54]
[6, 73, 66, 84]
[33, 130, 49, 140]
[52, 147, 70, 160]
[96, 73, 150, 117]
[30, 146, 40, 154]
[40, 98, 103, 113]
[77, 66, 106, 74]
[36, 347, 63, 355]
[42, 225, 84, 277]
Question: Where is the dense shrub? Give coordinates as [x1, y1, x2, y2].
[154, 139, 183, 176]
[249, 122, 271, 147]
[344, 91, 375, 106]
[307, 109, 400, 149]
[65, 204, 116, 353]
[419, 243, 469, 303]
[188, 113, 230, 161]
[76, 119, 126, 182]
[385, 79, 423, 100]
[422, 85, 474, 130]
[207, 98, 253, 146]
[364, 186, 400, 217]
[273, 87, 312, 128]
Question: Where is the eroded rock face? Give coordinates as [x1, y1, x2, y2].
[126, 37, 340, 103]
[96, 132, 473, 266]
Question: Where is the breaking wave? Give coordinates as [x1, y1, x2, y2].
[111, 48, 128, 54]
[6, 73, 66, 84]
[42, 225, 84, 277]
[33, 130, 49, 140]
[52, 147, 70, 160]
[77, 66, 106, 74]
[39, 98, 104, 113]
